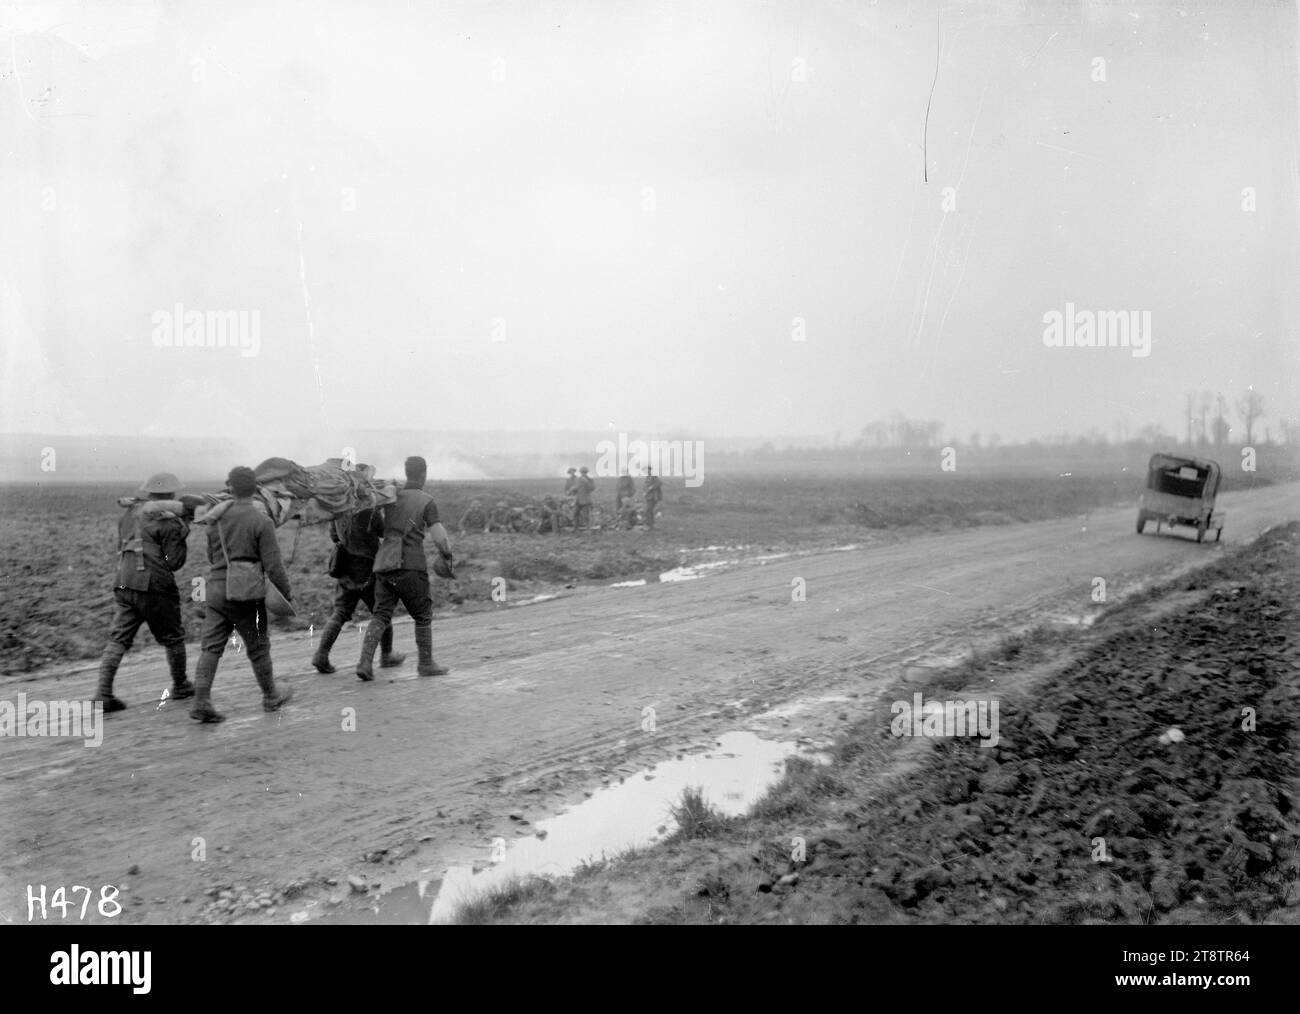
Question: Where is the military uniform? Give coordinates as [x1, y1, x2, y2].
[311, 507, 402, 673]
[487, 501, 516, 532]
[94, 487, 193, 711]
[644, 473, 663, 530]
[575, 471, 595, 529]
[538, 496, 567, 534]
[458, 501, 489, 534]
[191, 497, 294, 723]
[357, 482, 449, 679]
[615, 475, 635, 512]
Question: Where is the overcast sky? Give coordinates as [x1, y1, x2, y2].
[1, 0, 1297, 458]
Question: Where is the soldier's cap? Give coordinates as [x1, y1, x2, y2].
[567, 467, 576, 474]
[579, 466, 589, 473]
[139, 472, 184, 494]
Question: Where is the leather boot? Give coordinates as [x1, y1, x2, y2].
[165, 643, 194, 699]
[355, 620, 385, 682]
[94, 642, 129, 713]
[312, 618, 344, 674]
[250, 646, 293, 711]
[415, 623, 448, 677]
[189, 652, 225, 724]
[378, 623, 405, 667]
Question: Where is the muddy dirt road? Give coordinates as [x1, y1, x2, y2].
[4, 482, 1297, 925]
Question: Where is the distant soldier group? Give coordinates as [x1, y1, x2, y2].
[560, 465, 663, 531]
[93, 456, 453, 723]
[458, 497, 562, 534]
[452, 467, 666, 535]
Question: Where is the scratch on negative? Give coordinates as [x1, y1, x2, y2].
[954, 76, 989, 195]
[881, 182, 920, 336]
[913, 54, 988, 349]
[924, 206, 984, 379]
[10, 37, 40, 124]
[911, 194, 952, 346]
[297, 221, 327, 421]
[1034, 140, 1108, 164]
[922, 2, 941, 183]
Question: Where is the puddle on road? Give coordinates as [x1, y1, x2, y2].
[310, 730, 809, 925]
[749, 695, 852, 724]
[1050, 612, 1099, 628]
[1035, 604, 1106, 629]
[608, 545, 863, 590]
[902, 651, 970, 684]
[606, 560, 740, 585]
[658, 560, 733, 582]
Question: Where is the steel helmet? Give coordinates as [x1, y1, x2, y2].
[265, 581, 296, 618]
[139, 472, 184, 494]
[432, 554, 455, 580]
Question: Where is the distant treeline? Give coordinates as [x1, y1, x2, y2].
[705, 438, 1300, 481]
[702, 404, 1300, 477]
